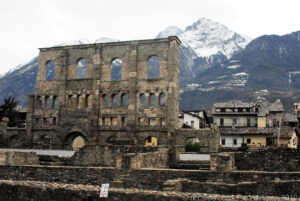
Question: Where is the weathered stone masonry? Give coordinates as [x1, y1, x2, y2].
[26, 37, 181, 149]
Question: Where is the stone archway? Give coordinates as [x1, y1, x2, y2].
[63, 132, 87, 150]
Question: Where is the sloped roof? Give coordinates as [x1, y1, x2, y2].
[220, 127, 275, 135]
[213, 101, 255, 108]
[283, 113, 298, 123]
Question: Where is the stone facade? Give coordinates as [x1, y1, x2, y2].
[26, 37, 181, 149]
[16, 37, 219, 156]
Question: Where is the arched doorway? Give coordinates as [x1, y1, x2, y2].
[64, 132, 87, 151]
[72, 136, 85, 150]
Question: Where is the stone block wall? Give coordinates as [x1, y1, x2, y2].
[1, 165, 300, 196]
[67, 145, 169, 168]
[0, 180, 293, 201]
[27, 37, 182, 150]
[0, 151, 39, 165]
[210, 152, 235, 171]
[211, 148, 300, 172]
[234, 148, 300, 171]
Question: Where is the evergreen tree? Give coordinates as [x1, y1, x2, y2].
[0, 96, 18, 127]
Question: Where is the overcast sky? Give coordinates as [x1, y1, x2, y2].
[0, 0, 299, 75]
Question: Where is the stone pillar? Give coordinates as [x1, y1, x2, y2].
[127, 43, 138, 130]
[166, 37, 181, 132]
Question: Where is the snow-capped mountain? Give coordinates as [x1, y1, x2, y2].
[156, 18, 251, 59]
[156, 18, 251, 83]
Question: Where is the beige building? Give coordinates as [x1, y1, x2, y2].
[212, 99, 297, 148]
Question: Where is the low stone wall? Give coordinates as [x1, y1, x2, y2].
[122, 149, 169, 169]
[234, 148, 300, 171]
[1, 165, 300, 196]
[210, 152, 235, 171]
[0, 151, 39, 165]
[67, 145, 169, 168]
[174, 128, 220, 153]
[0, 179, 295, 201]
[211, 148, 300, 172]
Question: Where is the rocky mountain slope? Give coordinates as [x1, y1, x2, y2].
[156, 18, 251, 83]
[180, 31, 300, 110]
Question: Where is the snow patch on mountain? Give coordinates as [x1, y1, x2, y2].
[180, 18, 251, 58]
[156, 18, 251, 60]
[0, 57, 38, 78]
[156, 26, 183, 39]
[95, 37, 119, 43]
[56, 39, 91, 47]
[227, 65, 241, 69]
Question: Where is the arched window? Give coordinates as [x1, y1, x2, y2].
[85, 94, 90, 108]
[147, 56, 160, 79]
[139, 94, 146, 108]
[45, 96, 51, 109]
[36, 96, 42, 109]
[53, 96, 59, 109]
[159, 93, 166, 106]
[102, 94, 109, 108]
[149, 93, 156, 108]
[46, 61, 55, 80]
[76, 95, 80, 109]
[121, 93, 128, 108]
[111, 58, 122, 81]
[112, 94, 118, 108]
[77, 58, 87, 78]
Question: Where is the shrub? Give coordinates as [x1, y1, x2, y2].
[185, 142, 200, 152]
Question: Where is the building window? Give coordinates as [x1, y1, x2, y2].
[220, 108, 225, 112]
[149, 93, 156, 108]
[221, 139, 226, 145]
[111, 58, 122, 81]
[159, 93, 166, 106]
[273, 119, 277, 127]
[247, 118, 251, 127]
[112, 94, 118, 108]
[220, 118, 224, 126]
[238, 108, 243, 112]
[46, 61, 55, 80]
[121, 93, 128, 108]
[77, 58, 87, 78]
[147, 56, 160, 79]
[102, 94, 109, 108]
[233, 138, 237, 145]
[232, 118, 237, 125]
[139, 94, 146, 108]
[247, 138, 251, 144]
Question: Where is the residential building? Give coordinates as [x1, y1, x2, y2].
[179, 110, 210, 129]
[212, 99, 288, 148]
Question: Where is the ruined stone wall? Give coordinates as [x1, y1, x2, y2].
[1, 165, 300, 196]
[0, 151, 39, 165]
[67, 145, 168, 168]
[0, 180, 296, 201]
[211, 148, 300, 172]
[26, 37, 181, 149]
[174, 127, 220, 153]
